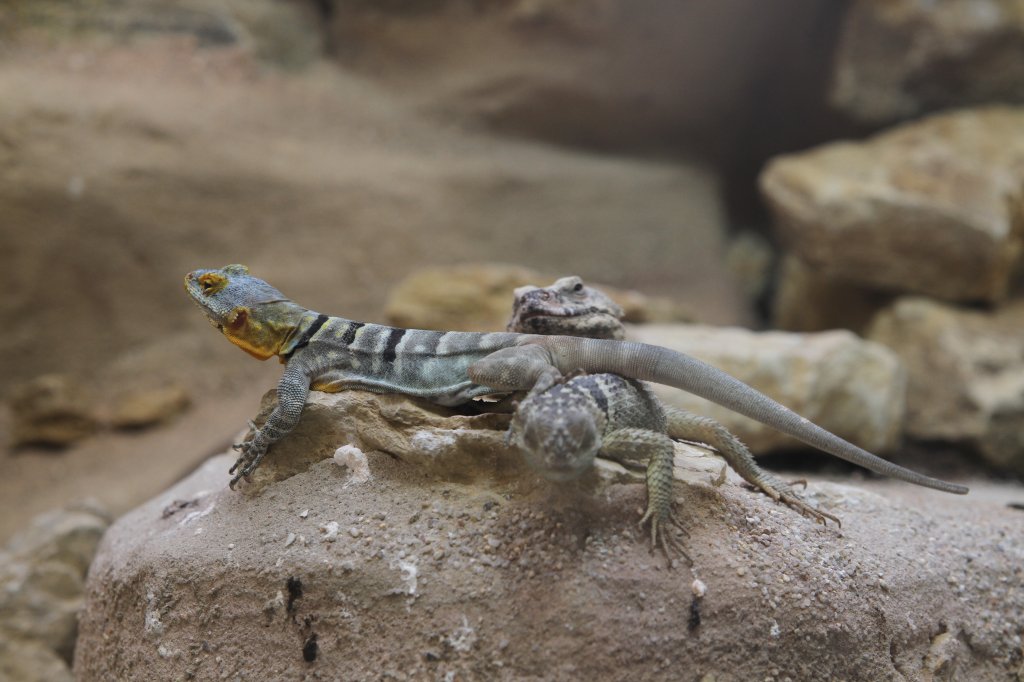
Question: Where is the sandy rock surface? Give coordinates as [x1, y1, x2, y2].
[831, 0, 1024, 124]
[869, 297, 1024, 474]
[761, 107, 1024, 304]
[75, 392, 1021, 681]
[628, 325, 906, 456]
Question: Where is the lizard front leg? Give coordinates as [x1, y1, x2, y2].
[467, 344, 564, 396]
[230, 363, 311, 488]
[601, 428, 691, 564]
[663, 406, 840, 527]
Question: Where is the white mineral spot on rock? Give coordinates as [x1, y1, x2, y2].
[284, 532, 296, 547]
[320, 521, 339, 542]
[388, 555, 419, 596]
[410, 429, 457, 456]
[144, 590, 164, 638]
[692, 579, 707, 598]
[333, 444, 370, 485]
[299, 509, 309, 519]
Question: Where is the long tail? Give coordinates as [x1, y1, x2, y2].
[542, 336, 968, 495]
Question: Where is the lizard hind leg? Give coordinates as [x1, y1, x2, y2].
[664, 406, 841, 528]
[601, 428, 692, 565]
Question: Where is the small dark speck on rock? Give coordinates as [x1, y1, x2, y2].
[423, 650, 441, 662]
[483, 501, 498, 512]
[286, 577, 303, 613]
[303, 633, 318, 662]
[1007, 502, 1024, 511]
[688, 597, 701, 631]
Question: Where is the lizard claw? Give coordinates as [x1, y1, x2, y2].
[639, 504, 692, 567]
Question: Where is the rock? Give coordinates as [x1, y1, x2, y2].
[628, 324, 906, 455]
[0, 503, 110, 664]
[772, 254, 895, 334]
[0, 637, 73, 682]
[384, 264, 693, 333]
[831, 0, 1024, 124]
[8, 374, 98, 448]
[237, 389, 517, 493]
[74, 391, 1021, 680]
[323, 0, 844, 159]
[868, 297, 1024, 473]
[107, 382, 191, 430]
[761, 107, 1024, 303]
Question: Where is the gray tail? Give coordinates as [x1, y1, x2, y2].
[548, 336, 968, 495]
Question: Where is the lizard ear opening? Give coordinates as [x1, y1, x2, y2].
[227, 307, 249, 331]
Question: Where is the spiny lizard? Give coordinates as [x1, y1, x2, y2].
[185, 264, 968, 496]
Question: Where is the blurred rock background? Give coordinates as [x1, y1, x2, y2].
[1, 1, 1023, 678]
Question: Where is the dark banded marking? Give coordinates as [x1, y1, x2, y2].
[582, 377, 609, 414]
[340, 321, 365, 346]
[283, 314, 329, 359]
[382, 327, 407, 363]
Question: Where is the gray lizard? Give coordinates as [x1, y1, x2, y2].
[508, 371, 840, 561]
[184, 264, 968, 497]
[504, 277, 844, 558]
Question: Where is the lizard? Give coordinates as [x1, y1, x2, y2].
[508, 371, 840, 561]
[184, 264, 968, 498]
[503, 277, 840, 559]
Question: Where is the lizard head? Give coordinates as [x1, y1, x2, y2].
[508, 382, 603, 481]
[507, 276, 625, 340]
[185, 264, 303, 361]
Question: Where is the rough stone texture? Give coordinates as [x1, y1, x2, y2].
[761, 107, 1024, 304]
[831, 0, 1024, 124]
[772, 254, 896, 334]
[75, 392, 1021, 680]
[7, 374, 98, 448]
[628, 324, 906, 455]
[868, 297, 1024, 474]
[384, 263, 693, 333]
[0, 503, 110, 679]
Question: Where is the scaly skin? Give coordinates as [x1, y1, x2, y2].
[509, 372, 840, 562]
[185, 265, 968, 496]
[507, 276, 626, 340]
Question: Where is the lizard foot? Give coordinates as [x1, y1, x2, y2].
[766, 485, 841, 528]
[639, 505, 692, 567]
[228, 438, 269, 489]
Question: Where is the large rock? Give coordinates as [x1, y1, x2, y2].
[8, 374, 98, 448]
[761, 107, 1024, 303]
[772, 254, 895, 334]
[322, 0, 846, 158]
[0, 504, 110, 678]
[831, 0, 1024, 124]
[75, 391, 1020, 680]
[868, 297, 1024, 473]
[629, 324, 906, 455]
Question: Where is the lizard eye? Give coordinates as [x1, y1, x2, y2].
[572, 282, 584, 293]
[198, 273, 226, 295]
